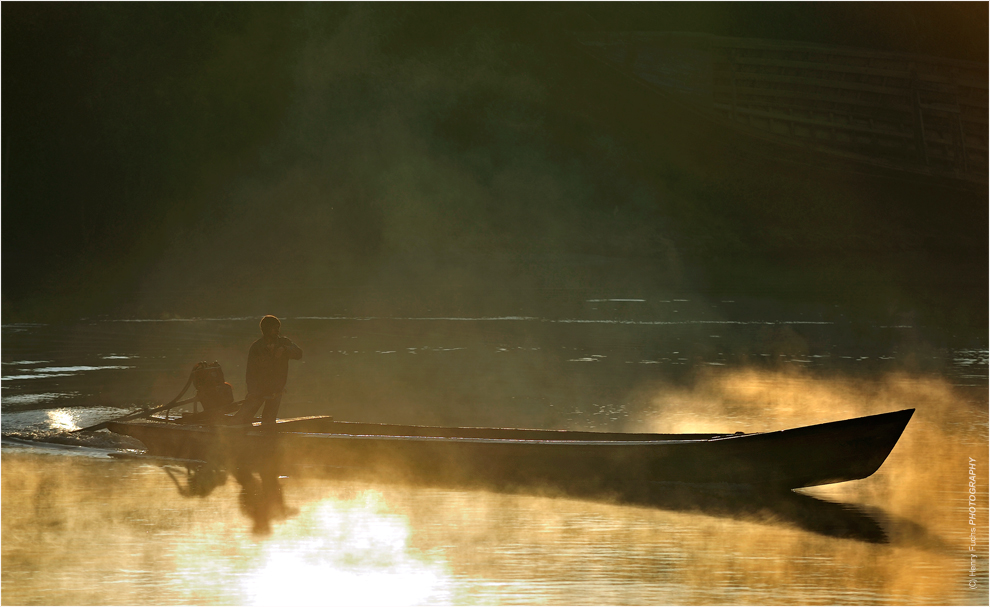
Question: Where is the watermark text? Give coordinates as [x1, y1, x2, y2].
[969, 457, 978, 589]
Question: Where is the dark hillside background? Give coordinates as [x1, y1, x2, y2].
[2, 2, 986, 345]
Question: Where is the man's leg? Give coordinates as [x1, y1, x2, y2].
[232, 392, 265, 424]
[260, 393, 283, 426]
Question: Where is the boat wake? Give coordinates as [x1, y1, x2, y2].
[1, 429, 145, 454]
[1, 406, 147, 453]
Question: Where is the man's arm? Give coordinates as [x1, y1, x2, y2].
[278, 337, 303, 360]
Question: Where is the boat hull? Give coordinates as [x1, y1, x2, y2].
[106, 409, 913, 490]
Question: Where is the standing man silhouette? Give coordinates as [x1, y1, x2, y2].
[232, 315, 302, 426]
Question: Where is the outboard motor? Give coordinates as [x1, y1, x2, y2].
[191, 361, 235, 415]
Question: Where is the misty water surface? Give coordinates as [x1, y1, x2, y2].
[2, 309, 987, 605]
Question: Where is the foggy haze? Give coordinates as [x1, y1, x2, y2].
[2, 3, 986, 345]
[3, 6, 988, 604]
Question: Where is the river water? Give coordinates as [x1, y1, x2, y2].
[2, 304, 988, 605]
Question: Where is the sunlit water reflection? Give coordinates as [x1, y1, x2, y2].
[2, 315, 987, 604]
[3, 451, 987, 605]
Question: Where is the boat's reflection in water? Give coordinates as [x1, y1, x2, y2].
[1, 449, 974, 605]
[606, 482, 888, 544]
[161, 442, 888, 543]
[163, 435, 293, 535]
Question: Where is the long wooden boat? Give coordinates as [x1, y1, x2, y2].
[106, 408, 914, 491]
[575, 31, 988, 187]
